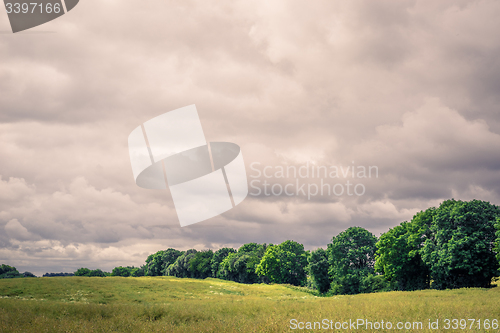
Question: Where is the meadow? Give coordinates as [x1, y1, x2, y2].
[0, 276, 499, 332]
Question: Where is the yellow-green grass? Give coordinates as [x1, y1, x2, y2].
[0, 277, 499, 332]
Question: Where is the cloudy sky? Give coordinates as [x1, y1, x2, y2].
[1, 0, 500, 276]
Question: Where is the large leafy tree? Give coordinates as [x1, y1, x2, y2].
[375, 208, 433, 291]
[256, 240, 308, 286]
[189, 250, 214, 279]
[145, 248, 183, 276]
[219, 253, 258, 283]
[165, 249, 197, 278]
[327, 227, 378, 295]
[218, 243, 268, 283]
[422, 199, 500, 289]
[307, 248, 330, 293]
[211, 247, 236, 278]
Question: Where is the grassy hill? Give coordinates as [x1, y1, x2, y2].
[0, 277, 499, 332]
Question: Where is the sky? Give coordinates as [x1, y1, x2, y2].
[1, 0, 500, 276]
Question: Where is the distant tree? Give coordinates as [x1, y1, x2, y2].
[254, 246, 280, 283]
[189, 250, 214, 279]
[211, 248, 236, 278]
[375, 208, 433, 291]
[111, 266, 134, 277]
[131, 266, 145, 277]
[256, 240, 308, 286]
[495, 218, 500, 271]
[218, 252, 238, 282]
[307, 248, 330, 293]
[43, 272, 74, 277]
[422, 199, 500, 289]
[22, 272, 36, 278]
[219, 253, 258, 283]
[89, 269, 107, 277]
[74, 268, 107, 277]
[0, 264, 22, 279]
[74, 268, 92, 277]
[145, 248, 183, 276]
[219, 243, 268, 284]
[327, 227, 378, 295]
[165, 249, 197, 278]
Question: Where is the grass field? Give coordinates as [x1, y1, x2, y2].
[0, 277, 499, 332]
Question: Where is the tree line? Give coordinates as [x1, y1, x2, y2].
[2, 199, 500, 296]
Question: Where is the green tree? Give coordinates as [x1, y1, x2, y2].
[218, 243, 268, 284]
[308, 248, 330, 293]
[111, 266, 133, 277]
[189, 250, 214, 279]
[375, 208, 433, 291]
[327, 227, 378, 295]
[219, 253, 259, 283]
[89, 269, 107, 277]
[256, 240, 308, 286]
[255, 245, 281, 283]
[211, 247, 236, 278]
[422, 199, 500, 289]
[218, 252, 238, 282]
[131, 266, 145, 277]
[145, 248, 183, 276]
[496, 217, 500, 270]
[0, 264, 22, 279]
[165, 249, 197, 278]
[74, 268, 91, 277]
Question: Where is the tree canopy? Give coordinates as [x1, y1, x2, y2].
[307, 248, 330, 293]
[375, 208, 433, 291]
[145, 248, 183, 277]
[327, 226, 378, 295]
[256, 240, 308, 286]
[421, 199, 500, 289]
[165, 249, 197, 278]
[211, 247, 236, 278]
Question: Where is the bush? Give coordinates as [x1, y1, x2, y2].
[360, 274, 390, 293]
